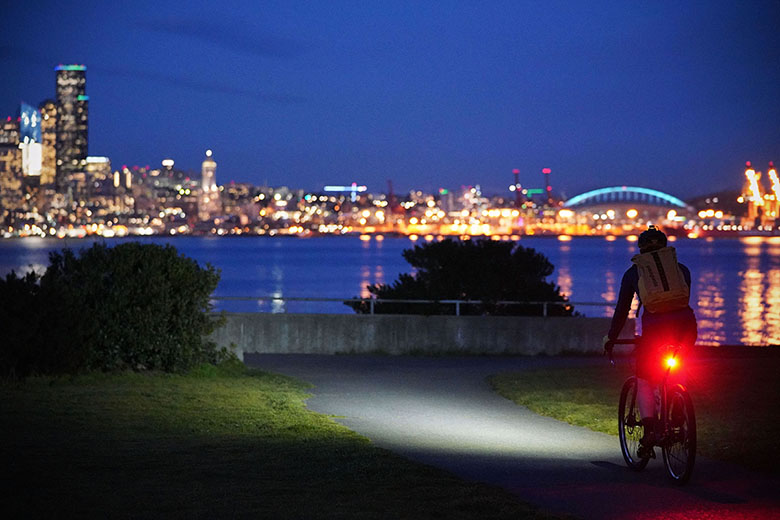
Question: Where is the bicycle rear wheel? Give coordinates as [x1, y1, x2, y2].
[662, 384, 696, 484]
[618, 376, 649, 470]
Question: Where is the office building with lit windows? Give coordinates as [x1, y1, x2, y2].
[198, 149, 221, 221]
[39, 100, 57, 185]
[55, 64, 88, 188]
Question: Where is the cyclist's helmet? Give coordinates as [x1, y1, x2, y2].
[637, 225, 667, 253]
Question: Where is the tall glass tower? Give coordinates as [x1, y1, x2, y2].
[55, 64, 88, 188]
[201, 149, 217, 193]
[198, 149, 221, 221]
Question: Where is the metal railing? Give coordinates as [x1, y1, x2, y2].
[211, 296, 617, 317]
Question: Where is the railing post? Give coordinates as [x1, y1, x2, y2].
[370, 299, 375, 315]
[455, 301, 460, 316]
[543, 302, 548, 317]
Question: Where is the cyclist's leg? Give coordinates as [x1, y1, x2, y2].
[635, 342, 661, 455]
[636, 377, 657, 420]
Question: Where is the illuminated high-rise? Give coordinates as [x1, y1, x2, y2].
[19, 102, 42, 178]
[202, 149, 217, 193]
[55, 64, 88, 188]
[198, 149, 221, 221]
[0, 117, 22, 220]
[39, 100, 57, 185]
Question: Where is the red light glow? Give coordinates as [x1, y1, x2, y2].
[666, 357, 678, 369]
[542, 168, 551, 174]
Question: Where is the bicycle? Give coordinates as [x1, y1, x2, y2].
[605, 337, 696, 484]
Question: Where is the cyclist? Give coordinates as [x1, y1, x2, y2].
[604, 226, 697, 457]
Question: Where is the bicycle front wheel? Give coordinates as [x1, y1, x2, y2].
[618, 376, 649, 471]
[662, 384, 696, 484]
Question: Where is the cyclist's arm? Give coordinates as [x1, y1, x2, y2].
[680, 263, 692, 288]
[607, 267, 637, 341]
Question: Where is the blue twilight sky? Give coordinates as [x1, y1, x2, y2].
[1, 1, 778, 198]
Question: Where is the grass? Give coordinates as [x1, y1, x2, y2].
[489, 352, 780, 475]
[1, 359, 559, 519]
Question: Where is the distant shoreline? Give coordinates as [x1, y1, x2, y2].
[3, 232, 780, 241]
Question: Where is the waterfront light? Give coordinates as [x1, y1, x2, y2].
[626, 209, 638, 219]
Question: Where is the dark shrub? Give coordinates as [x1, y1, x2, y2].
[347, 238, 574, 316]
[0, 242, 223, 376]
[0, 271, 41, 378]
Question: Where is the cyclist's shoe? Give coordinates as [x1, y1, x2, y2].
[638, 434, 656, 459]
[638, 417, 657, 459]
[637, 443, 656, 459]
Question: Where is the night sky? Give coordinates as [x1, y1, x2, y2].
[2, 1, 778, 198]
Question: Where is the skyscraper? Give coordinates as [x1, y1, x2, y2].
[55, 64, 88, 188]
[19, 102, 42, 178]
[202, 149, 217, 193]
[39, 100, 57, 186]
[198, 149, 221, 221]
[0, 117, 22, 220]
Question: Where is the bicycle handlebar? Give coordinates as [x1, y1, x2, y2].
[608, 338, 639, 345]
[604, 336, 640, 365]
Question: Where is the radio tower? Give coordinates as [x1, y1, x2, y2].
[542, 167, 553, 206]
[512, 169, 521, 208]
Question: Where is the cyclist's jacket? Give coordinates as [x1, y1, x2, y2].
[607, 263, 694, 342]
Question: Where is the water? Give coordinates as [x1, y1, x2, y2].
[2, 235, 780, 346]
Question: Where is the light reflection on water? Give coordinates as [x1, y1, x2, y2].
[739, 261, 764, 345]
[601, 266, 618, 318]
[556, 244, 572, 298]
[767, 268, 780, 342]
[2, 235, 780, 345]
[696, 270, 726, 344]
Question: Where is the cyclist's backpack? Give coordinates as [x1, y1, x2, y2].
[631, 246, 690, 313]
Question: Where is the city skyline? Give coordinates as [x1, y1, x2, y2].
[1, 1, 779, 198]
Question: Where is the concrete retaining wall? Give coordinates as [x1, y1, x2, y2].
[212, 314, 635, 359]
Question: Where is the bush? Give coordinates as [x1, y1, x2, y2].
[0, 271, 41, 377]
[347, 238, 574, 316]
[0, 242, 224, 377]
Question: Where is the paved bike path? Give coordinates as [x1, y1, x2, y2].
[246, 354, 780, 520]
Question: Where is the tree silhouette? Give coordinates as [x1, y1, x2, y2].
[347, 238, 573, 316]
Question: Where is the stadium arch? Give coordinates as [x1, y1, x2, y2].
[563, 186, 689, 209]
